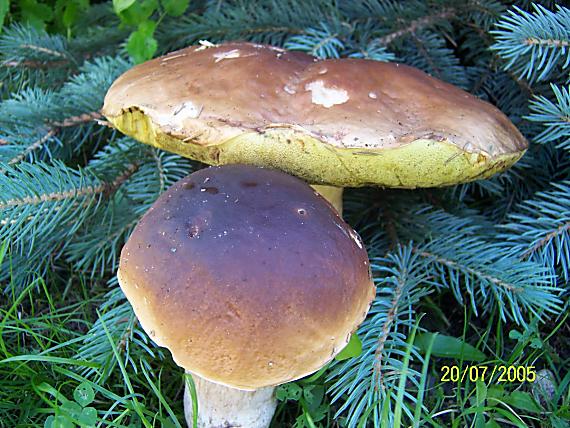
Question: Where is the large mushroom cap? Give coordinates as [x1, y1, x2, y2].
[117, 164, 375, 390]
[103, 42, 528, 188]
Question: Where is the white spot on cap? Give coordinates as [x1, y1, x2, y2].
[283, 85, 296, 95]
[213, 49, 241, 62]
[368, 92, 377, 99]
[305, 80, 349, 108]
[253, 44, 285, 52]
[152, 101, 203, 130]
[196, 40, 218, 51]
[174, 101, 202, 119]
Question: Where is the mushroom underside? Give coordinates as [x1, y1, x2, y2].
[109, 108, 524, 188]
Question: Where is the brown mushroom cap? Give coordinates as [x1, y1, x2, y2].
[117, 164, 375, 390]
[103, 42, 528, 188]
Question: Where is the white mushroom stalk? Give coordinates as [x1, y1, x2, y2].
[184, 373, 276, 428]
[310, 184, 344, 215]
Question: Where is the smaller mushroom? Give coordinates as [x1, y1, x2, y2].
[117, 164, 375, 427]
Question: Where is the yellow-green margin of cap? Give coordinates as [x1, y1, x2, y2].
[110, 108, 525, 189]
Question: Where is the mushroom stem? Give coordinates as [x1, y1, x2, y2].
[184, 372, 277, 428]
[310, 184, 344, 215]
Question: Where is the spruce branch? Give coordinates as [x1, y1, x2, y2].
[159, 0, 335, 49]
[384, 205, 562, 322]
[381, 202, 400, 251]
[346, 39, 395, 62]
[0, 155, 141, 290]
[374, 9, 455, 45]
[76, 285, 163, 382]
[0, 157, 139, 283]
[522, 222, 570, 261]
[0, 161, 101, 210]
[1, 59, 69, 69]
[0, 56, 130, 165]
[50, 111, 103, 128]
[328, 245, 430, 428]
[501, 181, 570, 283]
[103, 163, 141, 195]
[121, 149, 193, 215]
[5, 129, 56, 167]
[63, 140, 191, 276]
[0, 24, 74, 65]
[451, 144, 568, 223]
[413, 247, 519, 292]
[285, 22, 346, 58]
[464, 0, 507, 31]
[1, 110, 106, 168]
[524, 37, 570, 48]
[0, 162, 101, 287]
[66, 211, 139, 276]
[18, 44, 68, 59]
[527, 83, 570, 148]
[403, 31, 468, 88]
[0, 162, 138, 210]
[0, 88, 62, 127]
[373, 265, 406, 392]
[416, 234, 560, 323]
[491, 4, 570, 82]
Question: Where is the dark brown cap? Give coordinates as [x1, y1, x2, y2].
[117, 164, 375, 390]
[103, 42, 528, 188]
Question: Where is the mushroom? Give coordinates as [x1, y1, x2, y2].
[102, 42, 528, 214]
[104, 41, 529, 426]
[117, 164, 375, 427]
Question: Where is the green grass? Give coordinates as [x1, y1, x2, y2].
[0, 268, 185, 427]
[0, 251, 567, 427]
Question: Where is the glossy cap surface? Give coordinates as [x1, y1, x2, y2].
[103, 42, 527, 188]
[117, 165, 375, 389]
